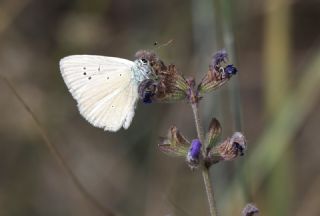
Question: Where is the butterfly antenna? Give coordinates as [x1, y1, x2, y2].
[152, 39, 173, 51]
[156, 39, 174, 49]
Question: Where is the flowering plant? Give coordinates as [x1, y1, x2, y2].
[137, 49, 247, 215]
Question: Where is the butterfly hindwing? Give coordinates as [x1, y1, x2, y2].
[101, 82, 138, 131]
[59, 55, 138, 131]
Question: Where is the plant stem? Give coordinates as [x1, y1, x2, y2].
[191, 103, 205, 144]
[202, 169, 217, 216]
[191, 103, 218, 216]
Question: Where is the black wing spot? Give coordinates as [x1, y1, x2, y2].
[88, 77, 92, 80]
[98, 66, 101, 71]
[83, 67, 86, 70]
[107, 76, 109, 79]
[83, 72, 87, 75]
[120, 74, 122, 76]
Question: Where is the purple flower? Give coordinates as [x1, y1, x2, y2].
[211, 49, 228, 68]
[224, 64, 237, 77]
[198, 50, 238, 94]
[188, 139, 202, 160]
[138, 79, 156, 104]
[142, 92, 154, 103]
[186, 139, 202, 169]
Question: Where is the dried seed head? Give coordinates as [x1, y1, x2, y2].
[206, 118, 222, 153]
[205, 132, 246, 167]
[136, 50, 189, 103]
[216, 132, 246, 161]
[153, 64, 189, 102]
[158, 126, 190, 157]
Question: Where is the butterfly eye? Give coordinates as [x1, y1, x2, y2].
[141, 58, 148, 64]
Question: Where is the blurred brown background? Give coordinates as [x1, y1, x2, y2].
[0, 0, 320, 215]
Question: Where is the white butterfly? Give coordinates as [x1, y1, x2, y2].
[59, 55, 153, 132]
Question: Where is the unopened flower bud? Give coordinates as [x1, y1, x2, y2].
[186, 139, 202, 169]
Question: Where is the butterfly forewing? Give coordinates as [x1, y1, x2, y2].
[60, 55, 138, 131]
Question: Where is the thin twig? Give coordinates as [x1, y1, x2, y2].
[167, 194, 193, 216]
[191, 103, 218, 216]
[0, 74, 115, 216]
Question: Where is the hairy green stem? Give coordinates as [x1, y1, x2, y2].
[191, 103, 218, 216]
